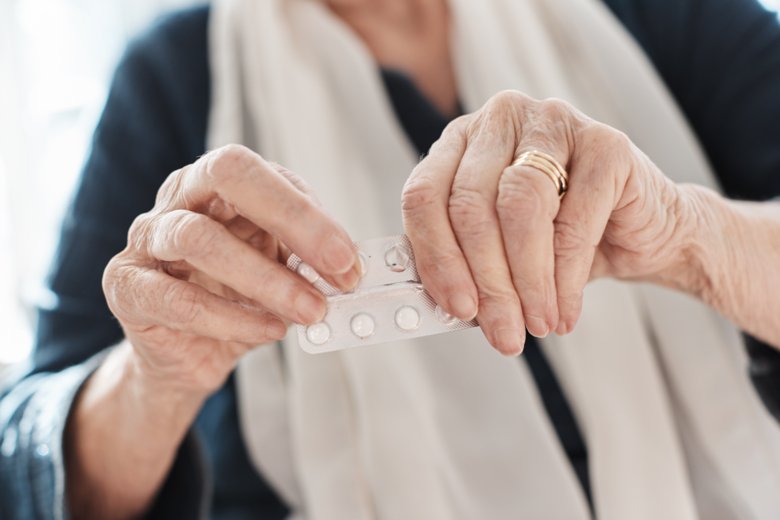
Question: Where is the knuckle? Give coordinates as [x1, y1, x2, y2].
[540, 97, 590, 130]
[431, 115, 469, 151]
[273, 163, 315, 197]
[553, 219, 588, 255]
[443, 114, 470, 136]
[447, 186, 492, 235]
[168, 212, 218, 258]
[558, 290, 583, 316]
[609, 127, 632, 148]
[127, 213, 154, 253]
[478, 285, 520, 310]
[206, 144, 256, 183]
[401, 176, 440, 214]
[216, 143, 254, 163]
[497, 183, 540, 219]
[280, 192, 316, 226]
[256, 266, 287, 301]
[155, 167, 189, 206]
[497, 170, 556, 221]
[101, 260, 122, 309]
[586, 122, 630, 150]
[526, 99, 588, 153]
[539, 97, 575, 121]
[163, 283, 202, 325]
[490, 89, 530, 110]
[268, 178, 316, 219]
[582, 123, 634, 185]
[102, 261, 137, 318]
[525, 99, 576, 150]
[607, 129, 631, 151]
[558, 289, 582, 306]
[517, 283, 549, 308]
[516, 275, 557, 312]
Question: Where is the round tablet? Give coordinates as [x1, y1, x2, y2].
[297, 262, 320, 283]
[434, 305, 458, 326]
[384, 243, 410, 273]
[306, 322, 331, 345]
[395, 306, 421, 331]
[350, 313, 376, 339]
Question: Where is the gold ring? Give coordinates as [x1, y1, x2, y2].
[511, 150, 569, 198]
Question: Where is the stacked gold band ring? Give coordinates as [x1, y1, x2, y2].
[511, 150, 569, 198]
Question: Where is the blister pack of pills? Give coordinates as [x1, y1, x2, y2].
[287, 235, 477, 353]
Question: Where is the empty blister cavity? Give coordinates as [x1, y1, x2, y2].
[350, 313, 376, 338]
[287, 255, 340, 296]
[358, 251, 368, 276]
[395, 306, 420, 331]
[306, 322, 331, 345]
[435, 305, 458, 326]
[296, 262, 320, 283]
[287, 235, 419, 294]
[384, 243, 411, 273]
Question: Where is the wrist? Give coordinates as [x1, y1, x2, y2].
[73, 342, 207, 447]
[66, 342, 207, 517]
[115, 341, 209, 425]
[662, 185, 780, 346]
[661, 183, 726, 303]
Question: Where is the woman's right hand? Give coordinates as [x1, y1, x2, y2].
[102, 144, 361, 396]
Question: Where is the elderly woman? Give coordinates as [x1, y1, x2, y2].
[2, 0, 780, 518]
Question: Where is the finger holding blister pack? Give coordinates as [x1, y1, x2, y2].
[287, 235, 477, 353]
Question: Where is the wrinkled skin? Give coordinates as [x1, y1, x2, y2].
[103, 145, 361, 393]
[402, 90, 705, 354]
[103, 90, 707, 385]
[84, 88, 780, 520]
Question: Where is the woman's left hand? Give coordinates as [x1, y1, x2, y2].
[402, 90, 708, 355]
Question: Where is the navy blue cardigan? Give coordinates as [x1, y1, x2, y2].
[2, 2, 780, 518]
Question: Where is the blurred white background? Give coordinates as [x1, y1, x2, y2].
[0, 0, 205, 374]
[0, 0, 778, 374]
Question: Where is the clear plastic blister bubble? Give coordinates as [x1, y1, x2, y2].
[287, 235, 477, 353]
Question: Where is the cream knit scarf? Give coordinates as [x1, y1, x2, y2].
[207, 0, 780, 518]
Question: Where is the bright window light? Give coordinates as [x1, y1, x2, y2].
[0, 0, 204, 371]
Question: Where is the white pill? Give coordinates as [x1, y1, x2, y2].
[350, 313, 376, 338]
[395, 306, 420, 331]
[306, 322, 331, 345]
[434, 305, 458, 326]
[297, 262, 320, 283]
[384, 243, 410, 273]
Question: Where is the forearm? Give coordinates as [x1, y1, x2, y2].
[65, 341, 206, 519]
[681, 185, 780, 348]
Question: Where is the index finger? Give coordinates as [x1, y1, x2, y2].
[177, 145, 360, 287]
[402, 119, 479, 321]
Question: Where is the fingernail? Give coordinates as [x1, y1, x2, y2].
[555, 321, 569, 335]
[526, 316, 549, 338]
[449, 293, 477, 320]
[494, 328, 525, 355]
[323, 235, 357, 274]
[267, 319, 289, 339]
[297, 291, 327, 324]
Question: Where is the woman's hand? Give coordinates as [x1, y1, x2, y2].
[103, 144, 361, 394]
[402, 91, 709, 355]
[68, 145, 361, 519]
